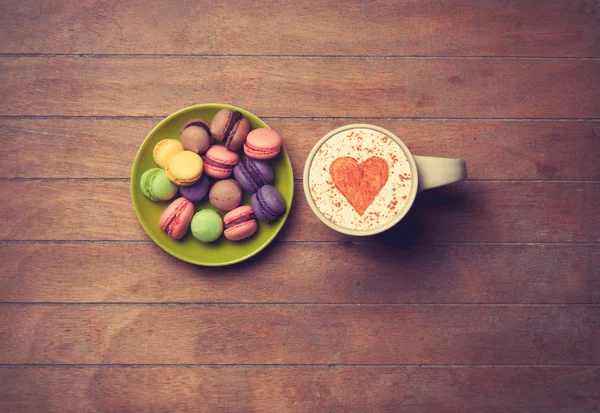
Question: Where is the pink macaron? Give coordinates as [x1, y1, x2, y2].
[159, 198, 195, 240]
[202, 144, 240, 178]
[243, 128, 282, 160]
[223, 205, 258, 241]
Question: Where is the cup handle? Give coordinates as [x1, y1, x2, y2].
[413, 155, 467, 192]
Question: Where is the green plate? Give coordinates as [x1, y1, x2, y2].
[130, 104, 294, 266]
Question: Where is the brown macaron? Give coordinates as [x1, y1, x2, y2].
[180, 119, 212, 154]
[210, 109, 251, 152]
[209, 179, 243, 212]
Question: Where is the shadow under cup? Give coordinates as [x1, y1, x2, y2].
[303, 124, 419, 236]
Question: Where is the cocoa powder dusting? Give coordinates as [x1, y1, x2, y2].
[308, 128, 413, 230]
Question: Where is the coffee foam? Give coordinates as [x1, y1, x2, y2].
[308, 128, 413, 231]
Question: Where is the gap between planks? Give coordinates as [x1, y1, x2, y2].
[0, 54, 599, 60]
[1, 116, 599, 121]
[0, 303, 598, 307]
[0, 364, 599, 368]
[0, 240, 598, 245]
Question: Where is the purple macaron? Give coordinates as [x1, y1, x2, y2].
[233, 157, 274, 193]
[250, 185, 286, 222]
[179, 174, 210, 202]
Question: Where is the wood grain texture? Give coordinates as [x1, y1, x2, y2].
[1, 57, 598, 118]
[2, 0, 599, 411]
[1, 244, 598, 304]
[1, 366, 599, 413]
[1, 119, 599, 180]
[1, 181, 598, 242]
[1, 0, 598, 57]
[0, 305, 598, 364]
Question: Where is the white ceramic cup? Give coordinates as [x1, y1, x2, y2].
[303, 124, 467, 236]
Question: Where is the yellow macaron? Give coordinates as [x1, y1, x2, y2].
[153, 139, 184, 168]
[166, 151, 204, 186]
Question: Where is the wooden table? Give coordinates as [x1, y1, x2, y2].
[1, 1, 598, 412]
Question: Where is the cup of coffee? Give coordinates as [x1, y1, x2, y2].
[303, 124, 467, 236]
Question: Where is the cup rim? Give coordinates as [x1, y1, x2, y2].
[303, 124, 419, 236]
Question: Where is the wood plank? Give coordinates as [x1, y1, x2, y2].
[2, 119, 599, 180]
[1, 367, 599, 413]
[1, 0, 598, 57]
[0, 305, 598, 364]
[1, 58, 598, 118]
[1, 244, 597, 304]
[1, 181, 598, 242]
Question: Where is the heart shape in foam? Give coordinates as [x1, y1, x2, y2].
[329, 156, 389, 216]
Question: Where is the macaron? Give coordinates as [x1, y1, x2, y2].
[166, 150, 203, 186]
[191, 209, 223, 243]
[210, 109, 251, 152]
[140, 168, 178, 201]
[244, 128, 282, 160]
[223, 206, 257, 241]
[202, 145, 240, 179]
[251, 185, 286, 222]
[233, 157, 274, 193]
[153, 139, 184, 168]
[159, 197, 195, 240]
[180, 118, 212, 154]
[209, 179, 243, 212]
[179, 174, 210, 202]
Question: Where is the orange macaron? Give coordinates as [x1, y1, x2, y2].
[223, 206, 257, 241]
[243, 128, 282, 160]
[202, 144, 240, 179]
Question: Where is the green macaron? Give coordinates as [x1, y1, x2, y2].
[191, 209, 223, 242]
[140, 168, 178, 201]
